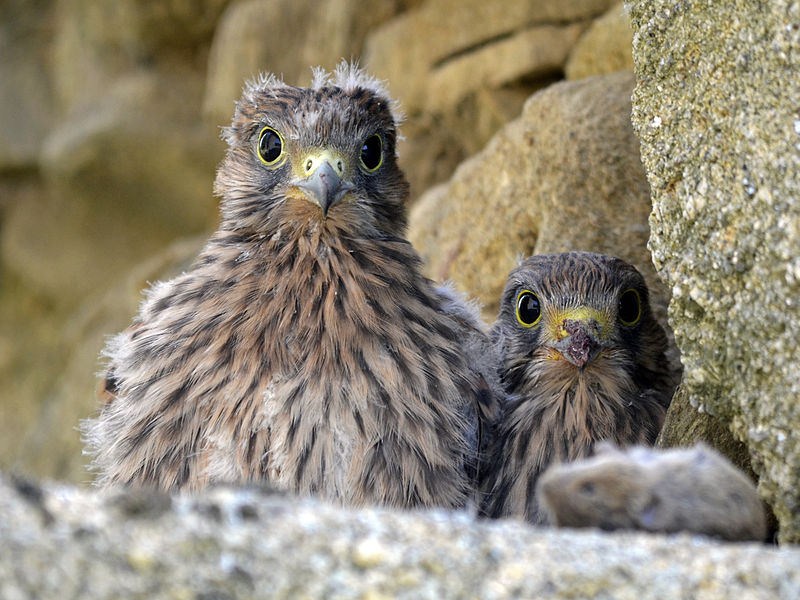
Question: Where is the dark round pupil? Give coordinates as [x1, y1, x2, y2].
[361, 135, 382, 169]
[517, 292, 540, 325]
[259, 130, 282, 163]
[619, 290, 640, 323]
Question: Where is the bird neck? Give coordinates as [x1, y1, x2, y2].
[504, 348, 664, 460]
[204, 222, 450, 372]
[219, 190, 409, 243]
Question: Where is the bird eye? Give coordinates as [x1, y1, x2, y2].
[257, 126, 284, 166]
[360, 134, 383, 172]
[515, 290, 542, 327]
[618, 288, 642, 326]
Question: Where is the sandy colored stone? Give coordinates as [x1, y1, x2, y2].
[364, 0, 617, 112]
[426, 23, 586, 113]
[630, 0, 800, 542]
[363, 0, 618, 196]
[52, 0, 230, 114]
[565, 2, 634, 80]
[0, 0, 56, 170]
[0, 237, 204, 482]
[2, 71, 220, 303]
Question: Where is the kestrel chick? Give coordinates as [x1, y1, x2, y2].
[83, 62, 499, 509]
[482, 252, 679, 522]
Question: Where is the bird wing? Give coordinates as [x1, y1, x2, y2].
[432, 283, 504, 488]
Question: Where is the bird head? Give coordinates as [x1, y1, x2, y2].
[491, 252, 668, 397]
[215, 61, 410, 237]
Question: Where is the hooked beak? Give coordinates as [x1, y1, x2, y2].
[294, 153, 354, 217]
[548, 307, 609, 368]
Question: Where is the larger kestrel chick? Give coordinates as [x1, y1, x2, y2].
[83, 62, 499, 509]
[482, 252, 679, 522]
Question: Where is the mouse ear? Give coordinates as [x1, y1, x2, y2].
[593, 440, 622, 456]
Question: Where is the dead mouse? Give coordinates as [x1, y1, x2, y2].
[537, 442, 767, 542]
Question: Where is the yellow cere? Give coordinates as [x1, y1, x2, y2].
[549, 306, 611, 341]
[292, 148, 350, 180]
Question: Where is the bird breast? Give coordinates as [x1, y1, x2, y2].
[232, 229, 476, 507]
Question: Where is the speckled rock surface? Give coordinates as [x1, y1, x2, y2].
[629, 0, 800, 542]
[1, 475, 798, 600]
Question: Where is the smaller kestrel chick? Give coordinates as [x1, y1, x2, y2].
[482, 252, 679, 522]
[537, 442, 767, 542]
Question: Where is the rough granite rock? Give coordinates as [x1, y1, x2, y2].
[1, 475, 798, 600]
[629, 0, 800, 542]
[408, 71, 666, 328]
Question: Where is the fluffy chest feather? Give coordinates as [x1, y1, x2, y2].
[484, 346, 669, 521]
[182, 228, 476, 506]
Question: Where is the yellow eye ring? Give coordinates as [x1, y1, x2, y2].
[618, 288, 642, 326]
[257, 126, 285, 166]
[359, 134, 383, 172]
[515, 290, 542, 327]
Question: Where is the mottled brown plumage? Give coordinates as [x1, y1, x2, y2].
[83, 62, 500, 508]
[481, 252, 679, 522]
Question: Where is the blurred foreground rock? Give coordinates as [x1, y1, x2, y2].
[2, 475, 798, 600]
[630, 0, 800, 542]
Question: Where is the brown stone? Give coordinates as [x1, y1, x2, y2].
[365, 0, 617, 112]
[2, 71, 221, 303]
